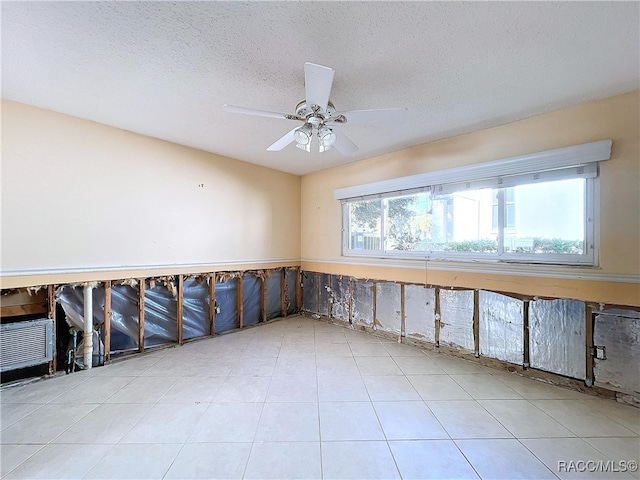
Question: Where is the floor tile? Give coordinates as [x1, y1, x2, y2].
[244, 441, 321, 479]
[316, 357, 360, 376]
[50, 376, 134, 404]
[451, 374, 523, 399]
[213, 376, 270, 402]
[522, 437, 636, 479]
[496, 374, 589, 400]
[104, 376, 179, 403]
[4, 444, 112, 480]
[345, 330, 384, 343]
[321, 441, 401, 479]
[355, 356, 403, 376]
[228, 357, 277, 376]
[255, 402, 319, 441]
[389, 440, 480, 479]
[349, 342, 390, 356]
[314, 331, 347, 343]
[278, 342, 316, 356]
[408, 374, 473, 400]
[392, 355, 445, 374]
[576, 398, 640, 434]
[319, 402, 384, 440]
[315, 342, 353, 357]
[363, 375, 421, 401]
[52, 403, 153, 444]
[158, 376, 225, 403]
[427, 400, 513, 439]
[0, 403, 43, 430]
[583, 437, 640, 479]
[532, 400, 637, 437]
[431, 355, 488, 375]
[384, 342, 428, 357]
[318, 375, 370, 402]
[164, 442, 252, 479]
[0, 444, 43, 477]
[120, 402, 207, 443]
[84, 443, 181, 479]
[188, 402, 263, 442]
[479, 399, 575, 438]
[374, 401, 449, 439]
[273, 356, 317, 376]
[456, 438, 557, 479]
[266, 375, 318, 402]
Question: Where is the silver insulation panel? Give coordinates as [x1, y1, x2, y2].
[330, 275, 350, 322]
[439, 289, 474, 352]
[479, 291, 524, 365]
[266, 270, 283, 320]
[594, 310, 640, 394]
[286, 269, 297, 315]
[530, 299, 585, 380]
[319, 273, 330, 317]
[375, 282, 401, 334]
[404, 285, 436, 343]
[352, 280, 374, 327]
[302, 272, 319, 314]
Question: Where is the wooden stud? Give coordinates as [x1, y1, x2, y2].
[434, 287, 441, 347]
[138, 279, 145, 353]
[104, 281, 111, 363]
[177, 275, 184, 344]
[400, 283, 406, 340]
[237, 274, 244, 328]
[47, 285, 57, 374]
[585, 303, 594, 387]
[281, 267, 287, 317]
[1, 304, 48, 317]
[372, 282, 377, 330]
[261, 275, 267, 323]
[523, 300, 530, 369]
[473, 289, 480, 357]
[210, 274, 217, 335]
[348, 277, 354, 325]
[296, 267, 302, 313]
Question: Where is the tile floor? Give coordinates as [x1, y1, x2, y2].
[1, 315, 639, 479]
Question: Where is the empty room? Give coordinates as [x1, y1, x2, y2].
[1, 2, 639, 479]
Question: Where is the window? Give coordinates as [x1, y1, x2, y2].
[337, 141, 610, 266]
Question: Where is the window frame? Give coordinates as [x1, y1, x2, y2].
[338, 141, 610, 267]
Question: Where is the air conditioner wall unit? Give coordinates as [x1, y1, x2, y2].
[1, 318, 54, 372]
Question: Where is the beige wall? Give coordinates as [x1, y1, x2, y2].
[301, 91, 640, 306]
[1, 100, 301, 288]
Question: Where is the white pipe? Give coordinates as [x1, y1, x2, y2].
[83, 284, 93, 369]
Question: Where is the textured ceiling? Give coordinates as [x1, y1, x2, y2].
[2, 2, 638, 175]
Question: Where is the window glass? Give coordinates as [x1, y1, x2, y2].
[385, 193, 429, 251]
[348, 199, 382, 251]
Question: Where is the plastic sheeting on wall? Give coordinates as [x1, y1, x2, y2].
[183, 278, 210, 340]
[479, 291, 524, 365]
[594, 309, 640, 394]
[243, 274, 261, 326]
[110, 284, 140, 351]
[404, 285, 436, 343]
[215, 278, 238, 333]
[266, 270, 283, 320]
[439, 289, 474, 352]
[375, 282, 401, 334]
[303, 272, 319, 314]
[143, 283, 178, 348]
[286, 269, 297, 315]
[530, 299, 586, 380]
[330, 275, 350, 322]
[352, 280, 374, 327]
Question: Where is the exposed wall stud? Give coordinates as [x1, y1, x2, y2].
[473, 289, 480, 357]
[348, 277, 354, 325]
[138, 279, 145, 353]
[237, 273, 244, 328]
[47, 284, 57, 374]
[281, 267, 287, 317]
[372, 283, 378, 330]
[296, 267, 302, 312]
[400, 283, 406, 340]
[104, 281, 111, 362]
[434, 287, 441, 347]
[177, 275, 184, 344]
[208, 274, 216, 336]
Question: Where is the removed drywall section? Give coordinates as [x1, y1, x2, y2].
[144, 281, 178, 347]
[594, 309, 640, 395]
[479, 291, 524, 365]
[404, 285, 436, 343]
[318, 273, 330, 317]
[286, 268, 297, 315]
[215, 278, 239, 333]
[438, 289, 475, 352]
[182, 277, 210, 340]
[375, 282, 401, 334]
[530, 299, 586, 380]
[302, 272, 319, 314]
[242, 274, 261, 327]
[330, 275, 350, 323]
[266, 270, 283, 320]
[352, 280, 374, 327]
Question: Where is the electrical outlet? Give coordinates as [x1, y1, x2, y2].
[592, 345, 607, 360]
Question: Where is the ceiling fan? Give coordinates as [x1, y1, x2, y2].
[223, 62, 408, 155]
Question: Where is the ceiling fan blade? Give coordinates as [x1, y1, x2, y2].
[266, 127, 299, 151]
[223, 104, 302, 121]
[333, 129, 359, 155]
[332, 108, 408, 126]
[304, 62, 335, 111]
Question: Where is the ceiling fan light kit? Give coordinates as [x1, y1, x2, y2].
[223, 62, 408, 156]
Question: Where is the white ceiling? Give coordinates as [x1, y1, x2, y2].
[2, 2, 638, 176]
